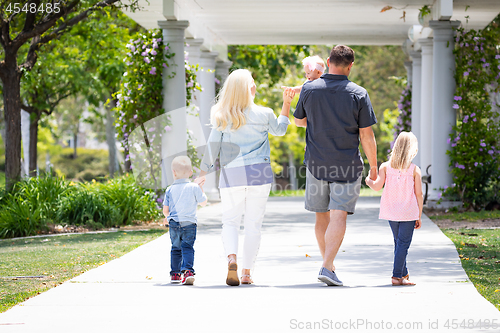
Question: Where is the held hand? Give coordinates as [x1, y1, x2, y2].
[365, 177, 374, 190]
[283, 87, 296, 104]
[369, 168, 378, 181]
[163, 217, 169, 227]
[194, 176, 206, 187]
[415, 219, 422, 229]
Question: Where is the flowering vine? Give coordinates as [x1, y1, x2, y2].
[440, 22, 500, 209]
[113, 29, 173, 174]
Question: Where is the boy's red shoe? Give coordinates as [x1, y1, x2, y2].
[182, 270, 195, 285]
[170, 273, 182, 284]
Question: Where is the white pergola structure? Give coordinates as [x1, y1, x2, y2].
[123, 0, 500, 203]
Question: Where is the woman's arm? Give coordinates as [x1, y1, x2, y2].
[268, 88, 295, 136]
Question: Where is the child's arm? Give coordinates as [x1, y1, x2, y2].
[281, 85, 302, 94]
[414, 166, 423, 229]
[365, 162, 387, 191]
[196, 185, 208, 207]
[163, 205, 169, 226]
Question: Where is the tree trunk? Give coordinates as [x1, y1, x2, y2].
[73, 132, 78, 158]
[1, 66, 23, 191]
[29, 114, 40, 177]
[105, 99, 119, 177]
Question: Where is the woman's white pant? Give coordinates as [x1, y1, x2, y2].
[220, 183, 271, 270]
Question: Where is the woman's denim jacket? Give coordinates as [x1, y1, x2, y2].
[200, 105, 290, 172]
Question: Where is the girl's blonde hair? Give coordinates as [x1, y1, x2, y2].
[390, 131, 419, 170]
[210, 69, 254, 131]
[302, 55, 326, 73]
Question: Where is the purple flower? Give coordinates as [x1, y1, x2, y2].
[187, 81, 194, 88]
[481, 58, 486, 62]
[488, 150, 494, 155]
[447, 138, 451, 144]
[144, 57, 150, 64]
[454, 96, 462, 101]
[164, 125, 172, 132]
[496, 55, 500, 59]
[480, 142, 486, 147]
[482, 63, 490, 68]
[474, 162, 478, 167]
[151, 50, 157, 56]
[453, 104, 459, 109]
[150, 67, 156, 75]
[451, 143, 457, 147]
[156, 198, 163, 204]
[163, 63, 168, 68]
[165, 46, 169, 51]
[125, 154, 130, 161]
[133, 115, 138, 119]
[463, 115, 469, 123]
[470, 113, 475, 117]
[464, 72, 469, 76]
[473, 118, 477, 122]
[138, 84, 143, 89]
[215, 78, 221, 85]
[141, 51, 147, 56]
[148, 127, 155, 132]
[458, 165, 465, 170]
[130, 46, 135, 52]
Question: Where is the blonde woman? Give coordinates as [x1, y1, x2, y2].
[195, 69, 295, 286]
[366, 132, 423, 286]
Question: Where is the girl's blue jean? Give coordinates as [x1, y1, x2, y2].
[388, 220, 415, 278]
[169, 221, 197, 275]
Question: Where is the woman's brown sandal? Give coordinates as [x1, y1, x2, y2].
[392, 276, 416, 286]
[226, 258, 240, 286]
[241, 274, 253, 285]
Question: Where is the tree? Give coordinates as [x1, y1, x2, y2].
[0, 0, 140, 191]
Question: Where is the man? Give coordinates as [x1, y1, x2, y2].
[294, 45, 378, 286]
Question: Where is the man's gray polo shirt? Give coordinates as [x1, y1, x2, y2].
[294, 74, 377, 182]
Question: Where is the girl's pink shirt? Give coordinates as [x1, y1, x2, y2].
[379, 163, 420, 221]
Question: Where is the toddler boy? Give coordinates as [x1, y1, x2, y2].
[163, 156, 207, 285]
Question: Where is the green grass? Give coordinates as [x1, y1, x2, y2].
[269, 187, 382, 197]
[0, 229, 167, 313]
[430, 210, 500, 222]
[442, 229, 500, 311]
[0, 171, 4, 188]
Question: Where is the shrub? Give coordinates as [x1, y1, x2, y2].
[0, 175, 70, 238]
[56, 183, 119, 228]
[98, 175, 162, 225]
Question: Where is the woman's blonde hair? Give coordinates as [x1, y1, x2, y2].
[210, 69, 254, 131]
[390, 131, 419, 170]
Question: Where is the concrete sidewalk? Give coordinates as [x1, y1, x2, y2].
[1, 197, 499, 332]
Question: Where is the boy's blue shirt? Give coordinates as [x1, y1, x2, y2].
[163, 178, 207, 226]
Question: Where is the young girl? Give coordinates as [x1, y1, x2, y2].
[283, 55, 326, 93]
[366, 131, 423, 286]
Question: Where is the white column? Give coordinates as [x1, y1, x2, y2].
[418, 38, 433, 177]
[215, 60, 232, 85]
[409, 51, 422, 168]
[199, 52, 219, 141]
[199, 51, 219, 201]
[185, 38, 205, 147]
[404, 60, 413, 87]
[428, 20, 461, 201]
[158, 20, 189, 187]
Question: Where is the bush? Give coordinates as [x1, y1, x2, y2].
[98, 175, 162, 225]
[56, 184, 120, 229]
[50, 148, 109, 181]
[0, 175, 161, 238]
[0, 175, 70, 238]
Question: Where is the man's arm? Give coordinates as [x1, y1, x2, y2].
[295, 117, 307, 128]
[359, 126, 377, 180]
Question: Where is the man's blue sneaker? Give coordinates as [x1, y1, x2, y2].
[318, 267, 343, 286]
